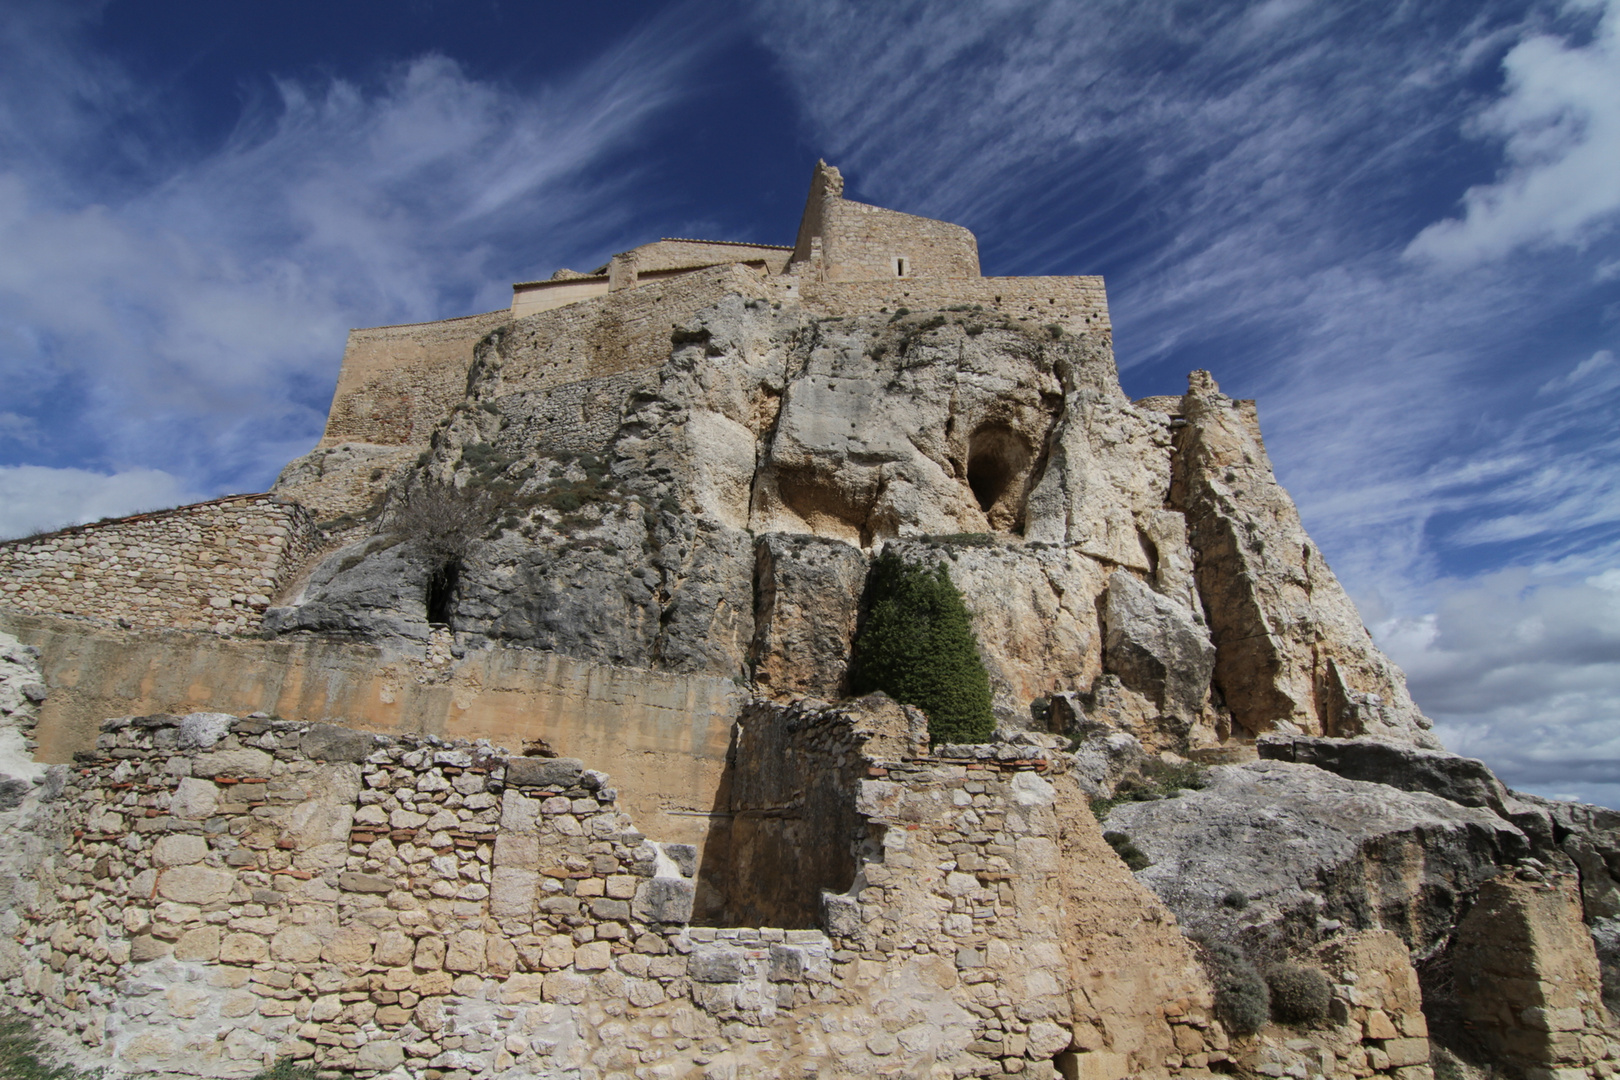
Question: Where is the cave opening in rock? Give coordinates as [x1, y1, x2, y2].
[426, 561, 459, 625]
[966, 425, 1032, 525]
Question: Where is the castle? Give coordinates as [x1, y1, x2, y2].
[1, 162, 1617, 1080]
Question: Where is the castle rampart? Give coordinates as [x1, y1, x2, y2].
[0, 496, 320, 635]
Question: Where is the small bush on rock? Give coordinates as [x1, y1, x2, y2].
[1201, 940, 1270, 1036]
[1267, 963, 1332, 1025]
[852, 551, 995, 745]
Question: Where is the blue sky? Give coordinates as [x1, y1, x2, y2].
[1, 0, 1617, 805]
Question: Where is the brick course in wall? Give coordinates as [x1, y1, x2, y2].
[0, 496, 321, 634]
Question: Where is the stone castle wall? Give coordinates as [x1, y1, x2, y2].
[0, 497, 321, 635]
[320, 311, 512, 450]
[0, 699, 1223, 1080]
[798, 273, 1111, 334]
[819, 197, 982, 282]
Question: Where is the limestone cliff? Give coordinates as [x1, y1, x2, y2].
[269, 295, 1437, 756]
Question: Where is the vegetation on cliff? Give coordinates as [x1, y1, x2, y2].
[851, 551, 995, 745]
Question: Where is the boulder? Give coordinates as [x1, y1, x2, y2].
[1102, 570, 1214, 721]
[750, 532, 867, 700]
[1103, 760, 1528, 957]
[1257, 733, 1509, 812]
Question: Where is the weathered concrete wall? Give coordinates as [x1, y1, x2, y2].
[0, 497, 321, 635]
[0, 612, 742, 853]
[0, 701, 1220, 1080]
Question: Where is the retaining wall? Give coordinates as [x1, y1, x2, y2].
[0, 700, 1219, 1080]
[0, 497, 321, 635]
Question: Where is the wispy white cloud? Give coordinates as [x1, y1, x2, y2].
[0, 464, 196, 539]
[0, 2, 714, 516]
[1407, 0, 1620, 266]
[1378, 566, 1620, 804]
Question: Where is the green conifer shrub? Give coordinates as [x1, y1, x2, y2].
[851, 551, 996, 745]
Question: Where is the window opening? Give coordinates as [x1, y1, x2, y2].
[894, 256, 909, 277]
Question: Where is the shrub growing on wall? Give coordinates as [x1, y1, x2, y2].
[851, 551, 996, 745]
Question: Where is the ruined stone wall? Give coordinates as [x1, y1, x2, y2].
[0, 612, 743, 856]
[0, 697, 1225, 1080]
[319, 311, 511, 450]
[0, 497, 320, 635]
[818, 198, 981, 281]
[1452, 870, 1614, 1077]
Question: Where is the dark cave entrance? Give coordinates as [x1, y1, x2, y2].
[426, 561, 459, 625]
[966, 425, 1032, 523]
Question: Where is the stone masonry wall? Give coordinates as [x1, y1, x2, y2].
[797, 274, 1111, 336]
[0, 697, 1224, 1080]
[1452, 869, 1615, 1078]
[818, 198, 982, 282]
[0, 496, 321, 634]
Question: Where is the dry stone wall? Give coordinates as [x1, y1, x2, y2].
[0, 695, 1234, 1080]
[0, 496, 320, 634]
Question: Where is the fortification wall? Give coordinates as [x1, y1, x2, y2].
[489, 262, 774, 390]
[0, 497, 321, 635]
[0, 612, 742, 855]
[0, 701, 1215, 1080]
[492, 368, 661, 457]
[797, 273, 1111, 334]
[509, 276, 608, 320]
[820, 198, 981, 282]
[616, 239, 792, 276]
[319, 310, 511, 449]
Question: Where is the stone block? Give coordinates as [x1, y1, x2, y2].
[769, 944, 805, 982]
[606, 874, 638, 899]
[574, 941, 612, 971]
[506, 757, 584, 789]
[220, 933, 269, 964]
[445, 930, 485, 972]
[1028, 1020, 1073, 1058]
[490, 867, 539, 918]
[374, 930, 414, 968]
[191, 747, 274, 778]
[689, 946, 747, 983]
[1365, 1008, 1400, 1039]
[157, 864, 235, 904]
[543, 970, 590, 1004]
[299, 723, 377, 763]
[152, 833, 209, 866]
[271, 926, 324, 963]
[321, 927, 376, 966]
[589, 897, 630, 921]
[130, 934, 172, 962]
[338, 871, 394, 894]
[493, 832, 540, 870]
[355, 1041, 405, 1070]
[632, 878, 695, 925]
[1523, 1006, 1587, 1032]
[1381, 1038, 1431, 1068]
[173, 925, 222, 962]
[1056, 1051, 1128, 1080]
[177, 712, 234, 750]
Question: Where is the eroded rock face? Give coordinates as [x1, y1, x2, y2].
[265, 296, 1440, 760]
[1103, 760, 1527, 959]
[1172, 372, 1439, 748]
[1103, 569, 1214, 725]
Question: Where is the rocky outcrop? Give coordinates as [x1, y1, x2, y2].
[1171, 372, 1439, 748]
[1103, 569, 1215, 726]
[749, 533, 866, 700]
[0, 631, 46, 813]
[1258, 733, 1510, 813]
[1103, 760, 1528, 959]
